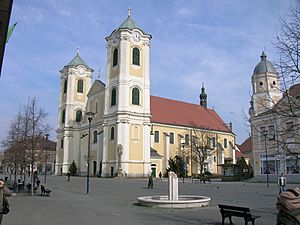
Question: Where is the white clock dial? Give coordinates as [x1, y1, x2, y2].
[79, 68, 84, 75]
[133, 32, 141, 41]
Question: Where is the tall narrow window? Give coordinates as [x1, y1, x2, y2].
[113, 48, 118, 66]
[211, 137, 216, 148]
[170, 132, 174, 144]
[77, 80, 83, 93]
[260, 126, 266, 142]
[154, 131, 159, 143]
[95, 102, 98, 113]
[75, 110, 82, 122]
[268, 125, 275, 140]
[185, 134, 189, 145]
[60, 139, 64, 149]
[63, 79, 67, 94]
[111, 88, 117, 106]
[132, 87, 140, 105]
[93, 131, 98, 143]
[224, 138, 227, 148]
[132, 47, 140, 66]
[61, 110, 65, 124]
[110, 127, 115, 140]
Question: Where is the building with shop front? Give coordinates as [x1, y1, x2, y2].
[249, 52, 300, 182]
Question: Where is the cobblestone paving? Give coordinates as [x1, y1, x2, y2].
[2, 175, 299, 225]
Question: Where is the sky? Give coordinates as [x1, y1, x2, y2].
[0, 0, 296, 146]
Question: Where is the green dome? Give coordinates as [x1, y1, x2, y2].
[118, 16, 141, 31]
[253, 51, 277, 75]
[67, 53, 91, 69]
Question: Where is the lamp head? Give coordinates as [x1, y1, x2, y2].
[86, 112, 95, 122]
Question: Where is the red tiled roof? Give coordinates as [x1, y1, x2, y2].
[238, 136, 252, 153]
[150, 96, 231, 133]
[235, 150, 245, 158]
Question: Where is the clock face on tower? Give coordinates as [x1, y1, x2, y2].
[79, 67, 84, 75]
[133, 31, 141, 42]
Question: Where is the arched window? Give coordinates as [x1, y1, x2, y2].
[133, 126, 139, 140]
[61, 110, 65, 124]
[63, 79, 67, 94]
[224, 138, 228, 148]
[93, 131, 98, 143]
[77, 80, 83, 93]
[111, 88, 117, 106]
[170, 132, 174, 144]
[154, 131, 159, 143]
[110, 127, 115, 140]
[132, 87, 140, 105]
[113, 48, 118, 66]
[75, 110, 82, 122]
[132, 47, 140, 66]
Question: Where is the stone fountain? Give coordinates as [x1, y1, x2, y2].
[137, 172, 211, 208]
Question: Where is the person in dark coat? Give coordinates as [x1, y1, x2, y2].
[148, 175, 153, 189]
[67, 171, 71, 182]
[159, 172, 162, 180]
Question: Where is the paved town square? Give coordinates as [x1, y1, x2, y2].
[3, 175, 298, 225]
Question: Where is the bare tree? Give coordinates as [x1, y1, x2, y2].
[191, 129, 215, 176]
[1, 97, 50, 195]
[274, 4, 300, 87]
[24, 97, 50, 195]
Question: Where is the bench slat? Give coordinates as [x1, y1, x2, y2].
[219, 204, 250, 212]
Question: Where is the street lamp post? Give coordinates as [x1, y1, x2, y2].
[262, 130, 269, 187]
[86, 112, 95, 195]
[44, 133, 49, 183]
[181, 142, 186, 183]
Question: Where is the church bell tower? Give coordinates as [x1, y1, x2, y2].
[55, 49, 93, 175]
[101, 8, 152, 177]
[250, 51, 282, 117]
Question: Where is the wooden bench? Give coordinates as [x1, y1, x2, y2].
[40, 185, 51, 196]
[218, 204, 260, 225]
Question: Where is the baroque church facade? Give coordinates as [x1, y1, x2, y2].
[249, 52, 300, 182]
[55, 12, 236, 177]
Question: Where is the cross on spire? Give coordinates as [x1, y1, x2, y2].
[128, 6, 131, 17]
[77, 46, 80, 55]
[97, 68, 101, 80]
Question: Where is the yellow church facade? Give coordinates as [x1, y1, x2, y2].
[55, 11, 236, 177]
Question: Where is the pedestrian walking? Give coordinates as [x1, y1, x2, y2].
[159, 172, 162, 180]
[67, 171, 71, 182]
[278, 173, 286, 194]
[147, 175, 153, 189]
[36, 178, 40, 188]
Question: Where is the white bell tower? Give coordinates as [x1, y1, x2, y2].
[55, 49, 93, 175]
[101, 9, 152, 177]
[250, 52, 282, 116]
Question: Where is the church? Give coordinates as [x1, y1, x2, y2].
[249, 52, 300, 182]
[55, 10, 236, 177]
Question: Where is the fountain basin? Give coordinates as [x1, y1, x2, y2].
[137, 195, 211, 208]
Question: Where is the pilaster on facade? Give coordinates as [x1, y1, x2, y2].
[164, 133, 170, 170]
